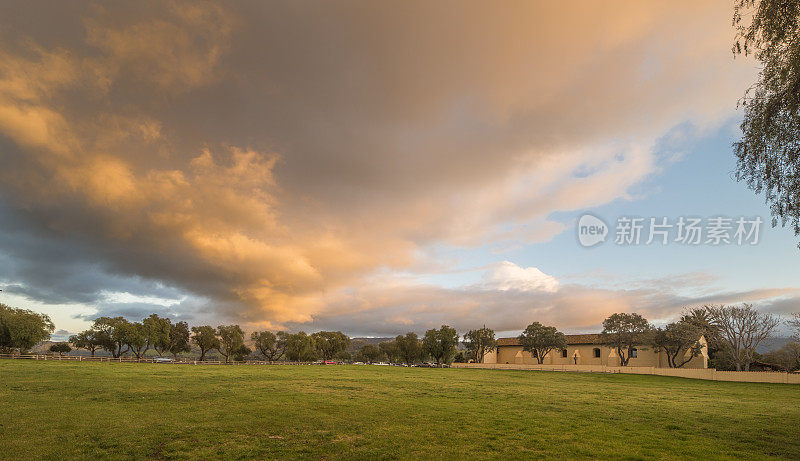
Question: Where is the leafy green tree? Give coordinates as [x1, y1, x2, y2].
[422, 325, 459, 366]
[600, 313, 652, 366]
[284, 332, 316, 361]
[251, 330, 288, 361]
[334, 350, 351, 362]
[379, 339, 400, 363]
[125, 321, 152, 359]
[463, 326, 497, 363]
[69, 330, 103, 357]
[732, 0, 800, 243]
[517, 322, 566, 365]
[650, 321, 704, 368]
[0, 304, 55, 353]
[191, 325, 220, 361]
[49, 342, 72, 356]
[395, 332, 423, 365]
[232, 344, 252, 362]
[168, 321, 192, 358]
[310, 331, 351, 360]
[681, 307, 722, 362]
[216, 325, 246, 363]
[143, 314, 172, 356]
[354, 344, 384, 363]
[92, 317, 131, 358]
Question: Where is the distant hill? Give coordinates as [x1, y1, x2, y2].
[756, 337, 794, 353]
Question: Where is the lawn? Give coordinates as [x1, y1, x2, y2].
[1, 361, 798, 460]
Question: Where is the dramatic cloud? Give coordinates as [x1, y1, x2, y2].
[0, 1, 770, 333]
[295, 271, 800, 336]
[480, 261, 559, 293]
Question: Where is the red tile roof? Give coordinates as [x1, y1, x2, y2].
[498, 334, 602, 346]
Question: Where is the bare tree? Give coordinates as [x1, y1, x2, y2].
[789, 313, 800, 341]
[705, 303, 779, 371]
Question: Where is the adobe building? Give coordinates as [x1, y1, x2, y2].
[482, 334, 708, 369]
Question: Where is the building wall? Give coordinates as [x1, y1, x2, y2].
[493, 342, 707, 369]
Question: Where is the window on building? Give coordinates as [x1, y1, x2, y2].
[631, 348, 638, 358]
[593, 348, 601, 358]
[561, 349, 568, 358]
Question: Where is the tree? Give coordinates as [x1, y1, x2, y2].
[705, 303, 780, 371]
[789, 312, 800, 340]
[69, 330, 103, 357]
[191, 325, 220, 361]
[379, 339, 400, 363]
[650, 321, 704, 368]
[284, 332, 316, 362]
[395, 332, 423, 365]
[517, 322, 566, 365]
[422, 325, 459, 366]
[681, 307, 723, 362]
[232, 344, 252, 362]
[334, 350, 351, 362]
[310, 331, 351, 360]
[600, 313, 652, 366]
[143, 314, 172, 356]
[125, 322, 152, 359]
[762, 341, 800, 371]
[463, 326, 497, 363]
[49, 342, 72, 356]
[354, 344, 384, 363]
[732, 0, 800, 244]
[0, 304, 55, 353]
[92, 317, 131, 358]
[251, 330, 288, 361]
[216, 325, 246, 363]
[168, 321, 192, 358]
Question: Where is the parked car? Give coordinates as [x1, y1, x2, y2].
[153, 357, 174, 363]
[323, 360, 336, 365]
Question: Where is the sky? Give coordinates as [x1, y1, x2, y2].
[0, 1, 798, 339]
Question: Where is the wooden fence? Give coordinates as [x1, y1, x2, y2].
[452, 362, 800, 384]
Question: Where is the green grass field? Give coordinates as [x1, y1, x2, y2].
[2, 361, 799, 460]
